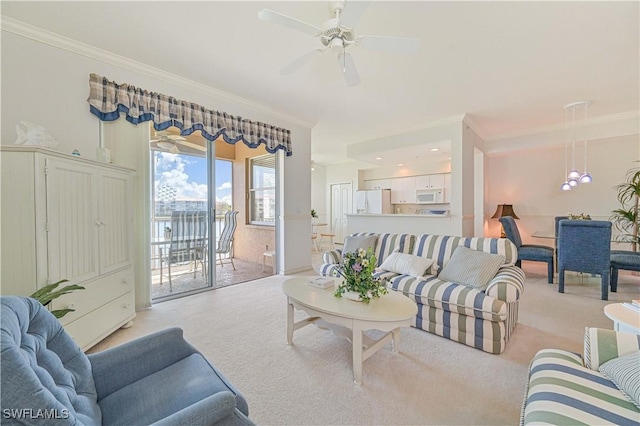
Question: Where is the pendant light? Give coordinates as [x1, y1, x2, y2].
[567, 104, 580, 186]
[561, 101, 592, 191]
[560, 107, 572, 190]
[579, 101, 592, 183]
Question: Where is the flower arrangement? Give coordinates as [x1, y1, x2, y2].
[568, 213, 591, 220]
[334, 248, 388, 303]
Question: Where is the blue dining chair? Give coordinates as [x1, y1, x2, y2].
[610, 250, 640, 292]
[499, 216, 555, 283]
[557, 220, 612, 300]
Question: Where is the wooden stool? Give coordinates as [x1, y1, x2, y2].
[262, 250, 275, 273]
[319, 232, 336, 250]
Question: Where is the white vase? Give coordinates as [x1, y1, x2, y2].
[344, 291, 363, 302]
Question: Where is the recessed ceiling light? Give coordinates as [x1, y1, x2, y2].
[430, 148, 440, 152]
[397, 163, 404, 167]
[375, 157, 382, 160]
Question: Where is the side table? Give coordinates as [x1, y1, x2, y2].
[604, 303, 640, 334]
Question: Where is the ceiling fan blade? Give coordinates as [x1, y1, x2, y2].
[357, 35, 420, 54]
[177, 140, 207, 152]
[258, 9, 321, 37]
[340, 1, 371, 28]
[280, 49, 323, 75]
[169, 144, 180, 155]
[338, 52, 360, 87]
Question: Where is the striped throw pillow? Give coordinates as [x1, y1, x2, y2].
[437, 246, 505, 290]
[599, 350, 640, 409]
[584, 327, 640, 370]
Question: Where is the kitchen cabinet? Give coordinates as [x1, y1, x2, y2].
[390, 176, 416, 204]
[0, 146, 135, 351]
[415, 173, 446, 189]
[363, 178, 391, 190]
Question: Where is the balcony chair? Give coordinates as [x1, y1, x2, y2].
[216, 211, 238, 270]
[499, 216, 555, 283]
[0, 296, 254, 426]
[557, 220, 612, 300]
[161, 210, 208, 290]
[610, 250, 640, 292]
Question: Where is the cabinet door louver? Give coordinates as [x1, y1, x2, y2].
[45, 158, 99, 284]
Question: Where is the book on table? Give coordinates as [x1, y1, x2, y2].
[308, 277, 334, 289]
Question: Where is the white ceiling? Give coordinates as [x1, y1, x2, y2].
[2, 1, 638, 165]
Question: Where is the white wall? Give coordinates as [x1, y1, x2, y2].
[310, 164, 328, 224]
[486, 134, 639, 249]
[1, 29, 314, 304]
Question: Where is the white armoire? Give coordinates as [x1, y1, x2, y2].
[1, 146, 135, 350]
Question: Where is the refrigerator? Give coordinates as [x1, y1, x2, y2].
[355, 189, 392, 214]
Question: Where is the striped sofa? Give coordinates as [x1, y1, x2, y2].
[521, 327, 640, 425]
[318, 233, 525, 354]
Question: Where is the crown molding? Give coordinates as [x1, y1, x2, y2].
[0, 16, 315, 129]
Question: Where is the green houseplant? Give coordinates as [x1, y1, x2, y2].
[611, 164, 640, 252]
[30, 279, 85, 318]
[334, 248, 388, 303]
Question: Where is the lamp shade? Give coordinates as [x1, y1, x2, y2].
[491, 204, 520, 220]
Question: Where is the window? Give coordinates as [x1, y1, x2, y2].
[249, 154, 276, 225]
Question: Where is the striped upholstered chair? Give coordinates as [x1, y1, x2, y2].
[557, 220, 612, 300]
[499, 216, 554, 283]
[521, 327, 640, 425]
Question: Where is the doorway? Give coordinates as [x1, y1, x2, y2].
[149, 127, 276, 302]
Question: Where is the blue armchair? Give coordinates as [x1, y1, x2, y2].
[0, 296, 254, 425]
[499, 216, 555, 283]
[557, 220, 612, 300]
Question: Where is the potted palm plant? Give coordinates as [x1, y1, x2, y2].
[611, 164, 640, 252]
[30, 279, 85, 318]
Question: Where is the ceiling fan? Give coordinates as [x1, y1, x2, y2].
[258, 1, 419, 87]
[150, 131, 207, 154]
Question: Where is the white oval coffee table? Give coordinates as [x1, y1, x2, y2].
[283, 276, 417, 385]
[604, 303, 640, 334]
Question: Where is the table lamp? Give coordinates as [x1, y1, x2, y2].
[492, 204, 519, 238]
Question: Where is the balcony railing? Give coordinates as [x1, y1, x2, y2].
[151, 215, 228, 269]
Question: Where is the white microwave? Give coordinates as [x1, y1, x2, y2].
[416, 188, 444, 204]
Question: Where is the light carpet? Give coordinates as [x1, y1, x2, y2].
[90, 263, 639, 425]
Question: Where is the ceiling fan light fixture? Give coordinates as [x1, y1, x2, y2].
[329, 37, 343, 53]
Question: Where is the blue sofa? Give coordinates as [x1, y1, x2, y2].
[319, 233, 526, 354]
[0, 296, 254, 425]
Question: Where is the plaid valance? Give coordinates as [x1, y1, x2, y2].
[87, 73, 292, 156]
